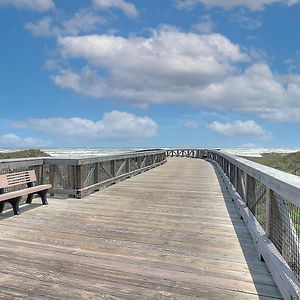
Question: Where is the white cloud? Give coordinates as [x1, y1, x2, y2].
[184, 121, 199, 129]
[207, 120, 272, 140]
[192, 15, 215, 33]
[198, 63, 300, 121]
[175, 0, 300, 11]
[25, 17, 57, 37]
[0, 0, 55, 11]
[14, 111, 157, 140]
[56, 28, 248, 105]
[26, 10, 106, 37]
[62, 9, 106, 35]
[53, 28, 300, 122]
[52, 67, 107, 98]
[93, 0, 139, 18]
[231, 10, 262, 30]
[0, 134, 52, 147]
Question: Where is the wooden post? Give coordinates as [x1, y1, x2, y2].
[94, 163, 99, 184]
[49, 165, 55, 197]
[76, 165, 84, 198]
[265, 188, 272, 238]
[137, 156, 141, 169]
[234, 166, 238, 189]
[126, 158, 130, 173]
[35, 165, 43, 184]
[67, 166, 75, 198]
[244, 173, 248, 204]
[111, 160, 116, 177]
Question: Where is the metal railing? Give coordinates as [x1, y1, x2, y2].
[0, 150, 166, 198]
[207, 150, 300, 299]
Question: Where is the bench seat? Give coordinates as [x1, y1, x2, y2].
[0, 170, 52, 215]
[0, 184, 52, 202]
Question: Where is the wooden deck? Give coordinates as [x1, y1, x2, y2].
[0, 157, 282, 299]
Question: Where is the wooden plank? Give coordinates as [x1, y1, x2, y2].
[0, 158, 283, 299]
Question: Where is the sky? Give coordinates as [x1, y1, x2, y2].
[1, 0, 300, 148]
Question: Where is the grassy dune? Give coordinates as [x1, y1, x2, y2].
[244, 152, 300, 176]
[0, 149, 50, 159]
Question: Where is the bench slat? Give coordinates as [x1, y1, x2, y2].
[0, 170, 36, 189]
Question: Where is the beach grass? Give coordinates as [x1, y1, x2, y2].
[0, 149, 51, 159]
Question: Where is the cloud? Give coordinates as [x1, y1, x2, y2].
[199, 63, 300, 121]
[207, 120, 272, 140]
[0, 133, 52, 147]
[175, 0, 300, 11]
[231, 10, 262, 30]
[93, 0, 139, 18]
[184, 121, 199, 129]
[56, 28, 248, 102]
[26, 10, 106, 37]
[192, 15, 215, 33]
[0, 0, 55, 11]
[14, 111, 157, 140]
[51, 67, 107, 98]
[25, 17, 57, 37]
[53, 27, 300, 122]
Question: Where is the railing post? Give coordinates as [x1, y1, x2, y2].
[94, 162, 99, 185]
[126, 158, 130, 173]
[111, 160, 116, 177]
[244, 173, 248, 204]
[234, 166, 238, 189]
[137, 156, 141, 169]
[67, 165, 75, 198]
[76, 165, 84, 198]
[265, 188, 272, 238]
[49, 165, 55, 197]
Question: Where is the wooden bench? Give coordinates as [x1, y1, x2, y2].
[0, 170, 52, 215]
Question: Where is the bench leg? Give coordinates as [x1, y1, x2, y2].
[0, 201, 5, 213]
[8, 197, 22, 215]
[38, 191, 48, 205]
[26, 194, 34, 204]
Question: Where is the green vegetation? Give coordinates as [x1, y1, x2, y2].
[0, 149, 50, 159]
[244, 152, 300, 176]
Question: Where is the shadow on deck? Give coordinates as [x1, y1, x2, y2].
[211, 162, 282, 299]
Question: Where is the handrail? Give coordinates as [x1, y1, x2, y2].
[209, 150, 300, 207]
[207, 150, 300, 299]
[0, 157, 44, 170]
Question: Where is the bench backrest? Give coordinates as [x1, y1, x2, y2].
[0, 170, 37, 189]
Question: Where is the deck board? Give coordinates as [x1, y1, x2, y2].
[0, 157, 282, 299]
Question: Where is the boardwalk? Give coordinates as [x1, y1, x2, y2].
[0, 158, 282, 299]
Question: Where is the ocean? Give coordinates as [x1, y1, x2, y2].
[1, 147, 300, 158]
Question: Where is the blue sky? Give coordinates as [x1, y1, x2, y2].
[1, 0, 300, 148]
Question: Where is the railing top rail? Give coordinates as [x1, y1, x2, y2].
[43, 149, 166, 165]
[165, 148, 220, 151]
[0, 149, 166, 168]
[208, 150, 300, 207]
[0, 157, 45, 170]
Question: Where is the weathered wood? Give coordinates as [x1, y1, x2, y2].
[43, 150, 166, 166]
[0, 158, 282, 299]
[0, 170, 51, 215]
[67, 165, 75, 198]
[0, 170, 36, 189]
